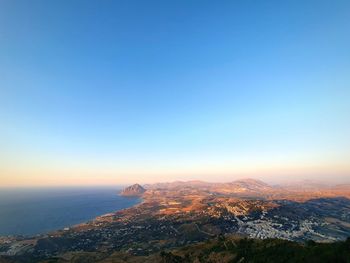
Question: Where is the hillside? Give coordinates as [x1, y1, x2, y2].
[1, 180, 349, 262]
[8, 235, 348, 263]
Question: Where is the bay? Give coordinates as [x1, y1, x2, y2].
[0, 187, 139, 236]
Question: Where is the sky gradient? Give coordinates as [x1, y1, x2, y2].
[1, 0, 350, 186]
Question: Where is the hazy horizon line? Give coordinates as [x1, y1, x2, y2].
[1, 176, 350, 189]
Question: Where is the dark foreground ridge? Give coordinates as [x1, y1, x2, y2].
[156, 235, 350, 263]
[1, 235, 350, 262]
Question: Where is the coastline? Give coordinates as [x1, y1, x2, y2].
[70, 195, 144, 231]
[1, 183, 350, 260]
[0, 188, 141, 238]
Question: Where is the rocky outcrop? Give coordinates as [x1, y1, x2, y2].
[120, 184, 146, 197]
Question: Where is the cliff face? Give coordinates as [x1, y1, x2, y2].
[120, 184, 146, 197]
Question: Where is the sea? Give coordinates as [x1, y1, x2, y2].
[0, 187, 140, 237]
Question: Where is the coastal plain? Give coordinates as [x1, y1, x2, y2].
[1, 179, 350, 262]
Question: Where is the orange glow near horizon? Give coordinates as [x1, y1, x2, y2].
[1, 158, 349, 187]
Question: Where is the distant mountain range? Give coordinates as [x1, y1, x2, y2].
[140, 178, 350, 201]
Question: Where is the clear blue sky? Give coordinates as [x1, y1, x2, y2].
[1, 0, 350, 185]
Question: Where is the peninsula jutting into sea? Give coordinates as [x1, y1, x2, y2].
[1, 179, 350, 262]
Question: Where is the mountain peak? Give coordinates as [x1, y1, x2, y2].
[120, 184, 146, 197]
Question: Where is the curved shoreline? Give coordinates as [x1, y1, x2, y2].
[0, 189, 142, 238]
[72, 195, 144, 228]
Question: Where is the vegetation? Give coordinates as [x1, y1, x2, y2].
[159, 235, 350, 263]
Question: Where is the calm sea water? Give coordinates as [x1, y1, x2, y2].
[0, 187, 140, 236]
